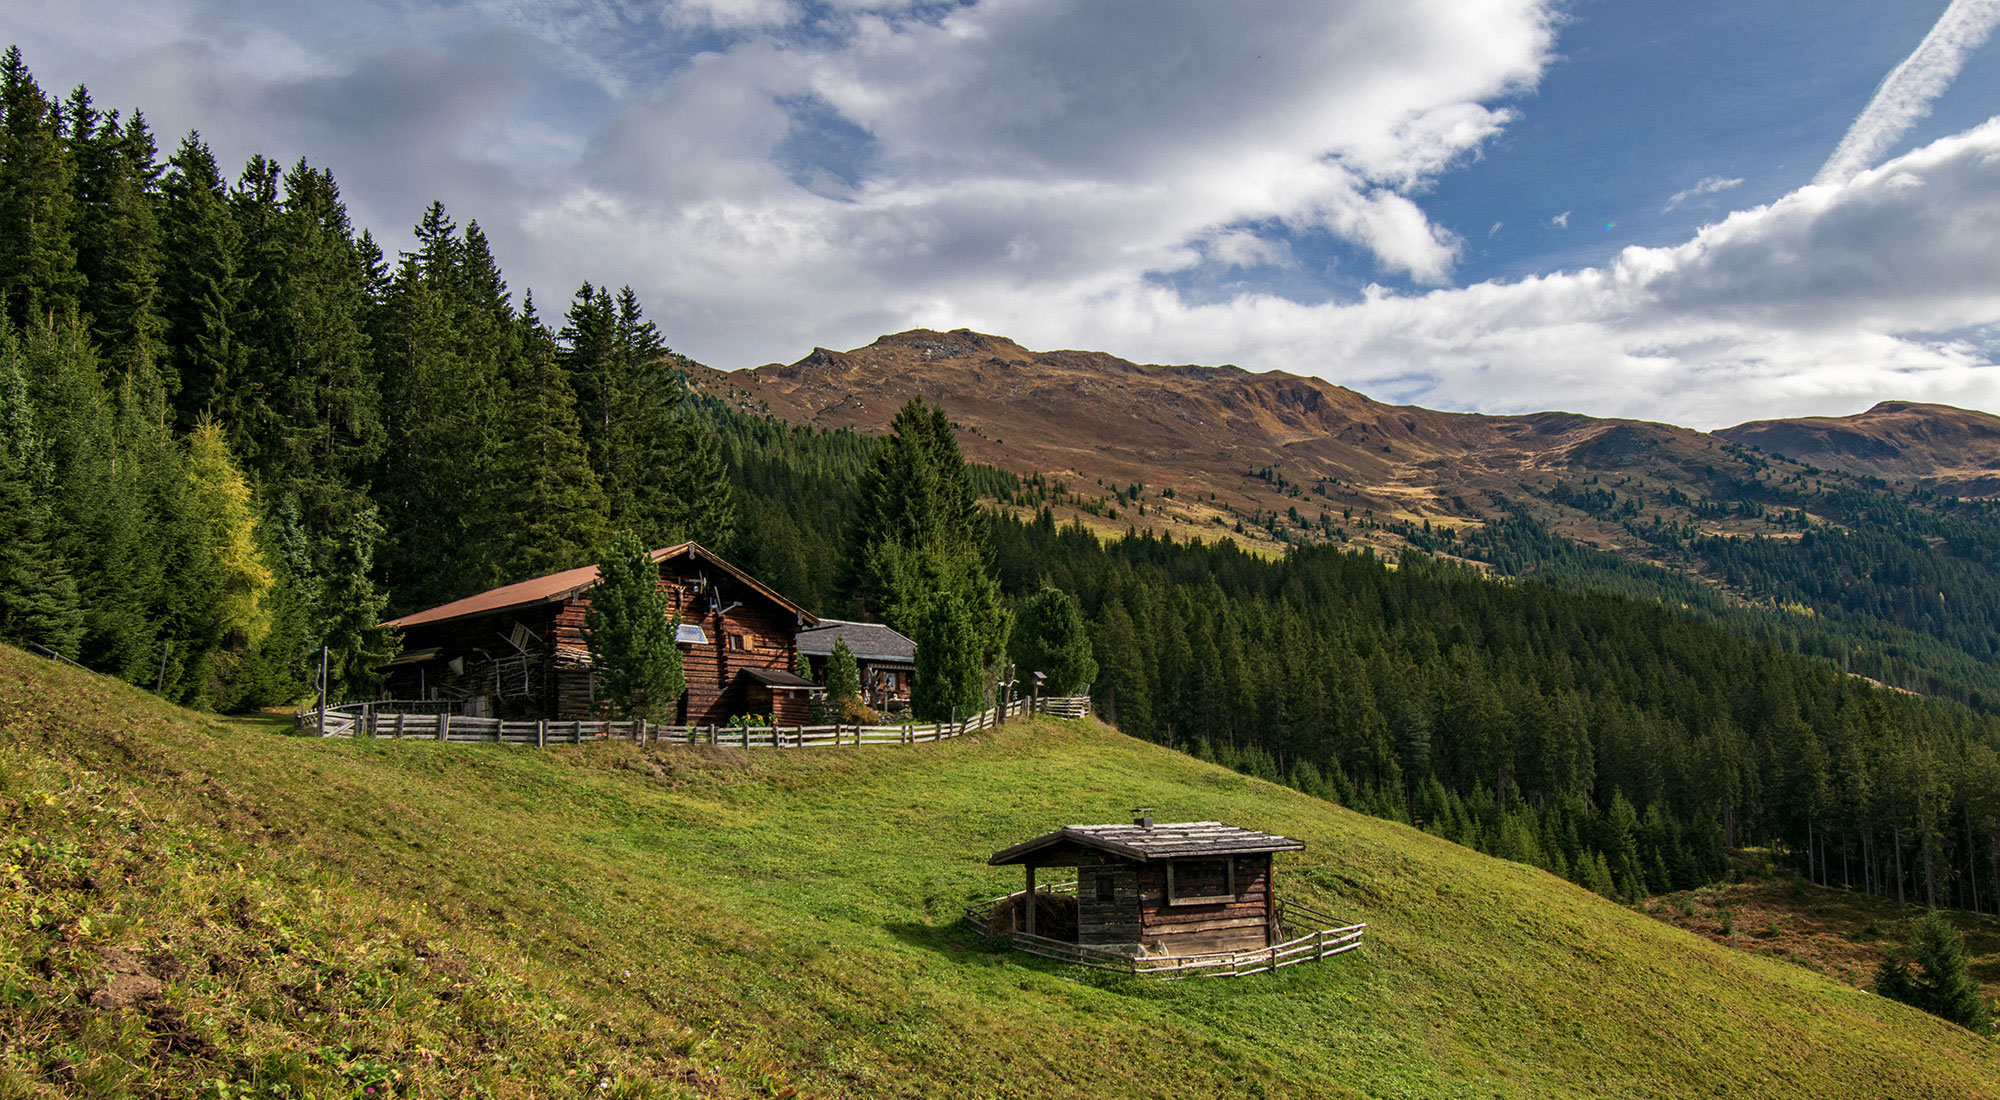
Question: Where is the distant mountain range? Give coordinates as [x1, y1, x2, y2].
[690, 328, 2000, 556]
[1718, 401, 2000, 497]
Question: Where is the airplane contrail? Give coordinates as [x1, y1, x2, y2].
[1814, 0, 2000, 186]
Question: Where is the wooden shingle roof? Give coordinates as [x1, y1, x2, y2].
[988, 821, 1304, 865]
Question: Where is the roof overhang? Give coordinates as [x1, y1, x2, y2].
[989, 822, 1305, 866]
[376, 646, 444, 669]
[736, 666, 820, 693]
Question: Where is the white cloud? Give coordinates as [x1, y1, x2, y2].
[1662, 175, 1743, 212]
[952, 122, 2000, 428]
[16, 0, 2000, 433]
[1815, 0, 2000, 185]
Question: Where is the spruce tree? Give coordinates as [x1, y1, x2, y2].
[1010, 585, 1097, 695]
[844, 396, 1006, 713]
[583, 533, 683, 719]
[0, 446, 82, 657]
[0, 49, 80, 327]
[372, 203, 506, 607]
[315, 502, 397, 702]
[65, 87, 164, 381]
[912, 586, 984, 721]
[244, 159, 381, 507]
[493, 298, 607, 579]
[1876, 911, 1993, 1033]
[827, 638, 862, 706]
[158, 133, 246, 423]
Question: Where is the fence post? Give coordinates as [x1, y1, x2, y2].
[436, 712, 448, 741]
[536, 720, 546, 748]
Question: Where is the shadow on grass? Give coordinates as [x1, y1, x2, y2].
[882, 918, 1013, 967]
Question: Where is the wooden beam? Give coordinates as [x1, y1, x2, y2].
[1024, 865, 1037, 937]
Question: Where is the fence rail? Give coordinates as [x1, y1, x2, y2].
[297, 694, 1095, 746]
[963, 885, 1364, 979]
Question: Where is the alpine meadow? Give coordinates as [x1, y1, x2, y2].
[8, 2, 2000, 1096]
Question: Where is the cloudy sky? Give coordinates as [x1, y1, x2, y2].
[12, 0, 2000, 427]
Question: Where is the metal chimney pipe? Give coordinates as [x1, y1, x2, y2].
[1133, 807, 1154, 828]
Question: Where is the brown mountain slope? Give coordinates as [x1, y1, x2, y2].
[686, 329, 1883, 556]
[1719, 401, 2000, 497]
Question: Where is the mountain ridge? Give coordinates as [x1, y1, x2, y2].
[689, 328, 2000, 556]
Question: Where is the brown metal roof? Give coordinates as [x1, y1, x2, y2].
[384, 542, 819, 630]
[988, 821, 1304, 865]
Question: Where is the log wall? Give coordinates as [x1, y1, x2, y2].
[1137, 855, 1274, 955]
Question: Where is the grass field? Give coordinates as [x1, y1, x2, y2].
[3, 644, 1998, 1099]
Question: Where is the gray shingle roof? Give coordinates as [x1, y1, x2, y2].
[988, 822, 1304, 865]
[795, 619, 916, 663]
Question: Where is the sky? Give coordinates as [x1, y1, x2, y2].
[10, 0, 2000, 428]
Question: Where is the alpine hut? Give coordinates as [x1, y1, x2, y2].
[378, 542, 820, 724]
[987, 815, 1304, 956]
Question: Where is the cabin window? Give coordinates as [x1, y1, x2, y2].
[1094, 874, 1115, 904]
[726, 632, 750, 652]
[1166, 858, 1235, 904]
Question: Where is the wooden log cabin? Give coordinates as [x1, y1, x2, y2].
[988, 817, 1305, 956]
[794, 619, 917, 711]
[378, 542, 820, 724]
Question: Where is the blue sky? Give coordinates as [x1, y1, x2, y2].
[10, 0, 2000, 426]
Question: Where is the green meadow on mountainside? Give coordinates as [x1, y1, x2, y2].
[4, 647, 1997, 1099]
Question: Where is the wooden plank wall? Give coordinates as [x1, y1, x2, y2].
[1076, 863, 1143, 946]
[1137, 856, 1274, 955]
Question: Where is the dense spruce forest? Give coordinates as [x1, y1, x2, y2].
[5, 45, 2000, 914]
[0, 49, 733, 709]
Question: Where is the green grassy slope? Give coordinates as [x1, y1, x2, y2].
[3, 646, 1996, 1100]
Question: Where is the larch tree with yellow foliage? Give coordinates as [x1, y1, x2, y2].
[185, 420, 273, 653]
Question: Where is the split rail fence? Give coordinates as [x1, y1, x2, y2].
[963, 882, 1364, 979]
[298, 695, 1092, 746]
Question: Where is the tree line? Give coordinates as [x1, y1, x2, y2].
[0, 48, 730, 708]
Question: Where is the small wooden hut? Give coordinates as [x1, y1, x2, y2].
[988, 816, 1304, 956]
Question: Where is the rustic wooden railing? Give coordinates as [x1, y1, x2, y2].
[963, 885, 1364, 979]
[296, 695, 1096, 745]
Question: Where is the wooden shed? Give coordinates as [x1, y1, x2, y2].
[988, 817, 1305, 956]
[378, 542, 820, 724]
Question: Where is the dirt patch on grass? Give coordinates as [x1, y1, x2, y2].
[1646, 873, 2000, 998]
[87, 947, 163, 1011]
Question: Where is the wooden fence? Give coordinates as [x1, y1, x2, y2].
[297, 695, 1094, 746]
[963, 884, 1364, 979]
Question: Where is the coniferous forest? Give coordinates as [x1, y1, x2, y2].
[6, 45, 2000, 916]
